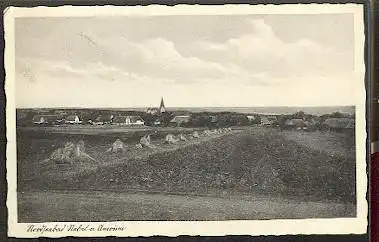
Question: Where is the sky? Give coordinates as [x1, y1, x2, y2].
[15, 14, 357, 108]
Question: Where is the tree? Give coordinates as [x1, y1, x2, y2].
[189, 115, 211, 127]
[140, 113, 155, 126]
[161, 112, 174, 126]
[278, 115, 288, 130]
[293, 111, 305, 119]
[330, 112, 344, 118]
[250, 115, 261, 125]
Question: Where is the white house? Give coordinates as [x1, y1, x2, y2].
[246, 115, 256, 121]
[32, 115, 59, 125]
[125, 116, 145, 125]
[92, 115, 113, 125]
[32, 115, 46, 125]
[113, 116, 145, 126]
[260, 116, 272, 126]
[65, 115, 82, 124]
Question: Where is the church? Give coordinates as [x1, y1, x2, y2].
[146, 97, 166, 115]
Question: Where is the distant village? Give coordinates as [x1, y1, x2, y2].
[16, 97, 355, 132]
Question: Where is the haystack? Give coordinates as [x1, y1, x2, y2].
[202, 130, 211, 136]
[106, 139, 127, 153]
[75, 140, 84, 154]
[165, 134, 178, 144]
[135, 143, 143, 149]
[140, 134, 156, 148]
[49, 141, 74, 163]
[46, 140, 96, 164]
[192, 131, 200, 138]
[179, 133, 187, 141]
[140, 135, 150, 147]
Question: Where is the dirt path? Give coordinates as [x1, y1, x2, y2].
[18, 190, 356, 222]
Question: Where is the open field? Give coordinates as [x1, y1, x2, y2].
[18, 190, 355, 222]
[16, 126, 356, 221]
[281, 130, 355, 159]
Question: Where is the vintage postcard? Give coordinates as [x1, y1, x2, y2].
[5, 4, 367, 237]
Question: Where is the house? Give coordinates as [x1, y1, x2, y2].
[268, 115, 279, 125]
[247, 115, 256, 121]
[260, 116, 272, 126]
[146, 97, 167, 114]
[153, 120, 162, 126]
[152, 117, 164, 126]
[55, 115, 66, 124]
[32, 115, 59, 125]
[284, 119, 307, 130]
[323, 118, 355, 132]
[146, 108, 159, 115]
[112, 116, 126, 125]
[113, 116, 145, 125]
[65, 115, 82, 124]
[267, 115, 278, 121]
[246, 115, 261, 125]
[92, 115, 113, 125]
[126, 116, 145, 125]
[170, 115, 191, 126]
[32, 115, 45, 125]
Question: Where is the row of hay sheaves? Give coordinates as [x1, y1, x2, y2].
[43, 127, 234, 164]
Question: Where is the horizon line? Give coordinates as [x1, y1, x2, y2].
[16, 105, 356, 109]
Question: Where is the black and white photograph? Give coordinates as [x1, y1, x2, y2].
[5, 4, 367, 237]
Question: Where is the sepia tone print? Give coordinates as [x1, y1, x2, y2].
[5, 4, 367, 237]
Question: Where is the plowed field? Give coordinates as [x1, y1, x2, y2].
[16, 127, 356, 221]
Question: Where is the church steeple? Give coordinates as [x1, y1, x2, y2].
[159, 97, 166, 113]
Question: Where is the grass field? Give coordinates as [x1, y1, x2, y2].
[16, 126, 356, 221]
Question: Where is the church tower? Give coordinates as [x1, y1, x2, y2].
[159, 97, 166, 113]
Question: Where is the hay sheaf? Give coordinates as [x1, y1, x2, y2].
[179, 133, 187, 141]
[140, 135, 156, 148]
[165, 134, 178, 144]
[43, 140, 97, 164]
[106, 139, 127, 153]
[192, 131, 200, 138]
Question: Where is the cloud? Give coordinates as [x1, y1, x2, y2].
[14, 17, 357, 108]
[16, 33, 237, 85]
[193, 19, 352, 79]
[117, 37, 237, 83]
[15, 18, 353, 88]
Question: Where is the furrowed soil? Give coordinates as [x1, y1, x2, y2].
[16, 127, 356, 221]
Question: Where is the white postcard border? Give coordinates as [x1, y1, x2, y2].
[5, 4, 368, 237]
